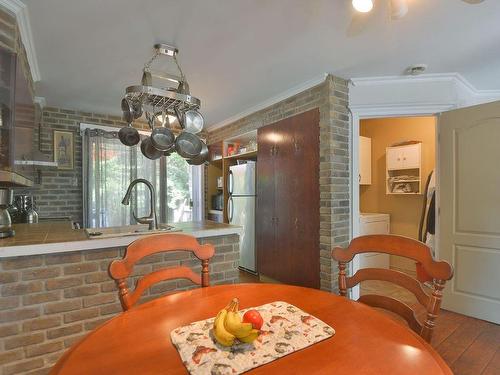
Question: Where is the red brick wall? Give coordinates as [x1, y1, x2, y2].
[0, 235, 239, 375]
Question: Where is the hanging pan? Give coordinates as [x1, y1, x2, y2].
[175, 132, 203, 159]
[187, 141, 208, 165]
[141, 137, 163, 160]
[151, 109, 175, 151]
[140, 113, 163, 160]
[175, 107, 204, 134]
[121, 98, 135, 123]
[118, 99, 140, 146]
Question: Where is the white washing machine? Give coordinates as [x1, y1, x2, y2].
[359, 213, 390, 269]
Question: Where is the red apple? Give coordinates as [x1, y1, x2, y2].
[242, 309, 263, 330]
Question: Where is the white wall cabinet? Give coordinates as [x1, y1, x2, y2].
[386, 143, 421, 170]
[386, 143, 422, 194]
[359, 136, 371, 185]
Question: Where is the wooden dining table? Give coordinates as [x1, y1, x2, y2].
[50, 284, 452, 374]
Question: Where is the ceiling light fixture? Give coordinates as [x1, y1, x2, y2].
[352, 0, 374, 13]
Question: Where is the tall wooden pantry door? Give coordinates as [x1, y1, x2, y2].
[257, 109, 320, 288]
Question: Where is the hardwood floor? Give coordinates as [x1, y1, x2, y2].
[238, 272, 500, 375]
[361, 280, 500, 375]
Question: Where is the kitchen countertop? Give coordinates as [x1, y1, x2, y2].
[0, 220, 242, 258]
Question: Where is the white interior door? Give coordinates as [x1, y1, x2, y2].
[439, 101, 500, 324]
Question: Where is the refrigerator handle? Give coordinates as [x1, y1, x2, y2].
[227, 170, 233, 195]
[227, 196, 234, 223]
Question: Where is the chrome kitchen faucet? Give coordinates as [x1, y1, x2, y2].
[121, 178, 158, 230]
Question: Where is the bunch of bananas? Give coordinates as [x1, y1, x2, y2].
[213, 298, 260, 347]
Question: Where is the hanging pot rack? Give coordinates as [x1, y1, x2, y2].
[124, 85, 200, 115]
[119, 43, 208, 165]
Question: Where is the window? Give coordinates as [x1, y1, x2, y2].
[81, 124, 203, 228]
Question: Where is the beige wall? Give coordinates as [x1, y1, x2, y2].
[360, 117, 435, 274]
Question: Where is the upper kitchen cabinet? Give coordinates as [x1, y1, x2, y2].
[0, 45, 39, 186]
[0, 48, 15, 172]
[13, 47, 37, 181]
[386, 142, 421, 170]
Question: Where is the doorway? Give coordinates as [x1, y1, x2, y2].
[352, 116, 438, 300]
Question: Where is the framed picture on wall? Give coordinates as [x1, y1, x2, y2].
[53, 130, 74, 170]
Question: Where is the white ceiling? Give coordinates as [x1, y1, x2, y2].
[21, 0, 500, 128]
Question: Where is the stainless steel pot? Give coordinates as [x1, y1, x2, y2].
[163, 143, 176, 157]
[187, 141, 208, 165]
[183, 110, 204, 134]
[141, 137, 163, 160]
[174, 107, 204, 134]
[175, 131, 203, 159]
[150, 110, 175, 151]
[118, 124, 140, 146]
[131, 101, 142, 119]
[121, 98, 134, 123]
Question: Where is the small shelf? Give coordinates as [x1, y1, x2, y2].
[210, 157, 223, 166]
[387, 167, 419, 172]
[223, 130, 257, 159]
[387, 192, 421, 195]
[224, 150, 257, 160]
[388, 179, 420, 183]
[209, 209, 223, 215]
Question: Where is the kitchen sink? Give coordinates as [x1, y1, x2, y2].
[84, 224, 181, 239]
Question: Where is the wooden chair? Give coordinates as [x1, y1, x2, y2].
[109, 233, 215, 311]
[331, 234, 453, 343]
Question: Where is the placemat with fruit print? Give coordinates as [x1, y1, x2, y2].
[170, 300, 335, 375]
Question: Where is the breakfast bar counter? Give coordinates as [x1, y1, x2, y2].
[0, 220, 242, 257]
[0, 220, 242, 374]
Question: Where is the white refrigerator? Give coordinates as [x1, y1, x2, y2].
[228, 162, 256, 273]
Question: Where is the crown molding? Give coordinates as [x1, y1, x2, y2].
[0, 0, 41, 82]
[207, 73, 328, 131]
[349, 102, 456, 118]
[351, 73, 459, 86]
[351, 73, 500, 100]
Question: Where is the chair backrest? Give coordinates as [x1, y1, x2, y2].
[332, 234, 453, 343]
[109, 233, 215, 311]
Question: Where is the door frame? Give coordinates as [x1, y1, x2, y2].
[349, 104, 453, 299]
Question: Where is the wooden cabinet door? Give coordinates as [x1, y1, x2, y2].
[281, 109, 320, 288]
[386, 146, 404, 170]
[256, 109, 320, 288]
[256, 125, 278, 278]
[401, 143, 421, 169]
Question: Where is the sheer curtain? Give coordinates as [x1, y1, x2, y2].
[82, 125, 203, 228]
